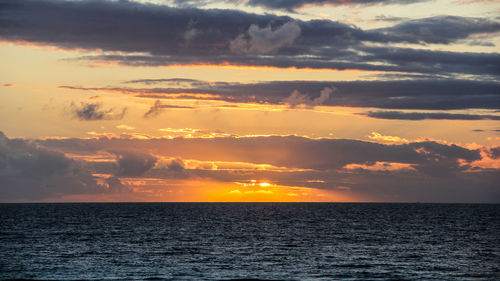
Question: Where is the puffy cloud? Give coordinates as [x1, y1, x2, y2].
[489, 147, 500, 159]
[69, 102, 127, 121]
[230, 21, 301, 54]
[184, 19, 199, 41]
[112, 151, 158, 177]
[283, 87, 334, 108]
[0, 131, 121, 201]
[106, 176, 131, 193]
[164, 158, 186, 173]
[150, 158, 189, 179]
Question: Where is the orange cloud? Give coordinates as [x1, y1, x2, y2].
[79, 57, 364, 72]
[368, 132, 410, 144]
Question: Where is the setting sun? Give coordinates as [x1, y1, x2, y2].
[1, 1, 499, 280]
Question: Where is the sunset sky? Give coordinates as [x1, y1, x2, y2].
[0, 0, 499, 202]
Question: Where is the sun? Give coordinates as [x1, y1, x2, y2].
[259, 182, 271, 187]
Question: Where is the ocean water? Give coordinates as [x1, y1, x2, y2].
[0, 203, 499, 281]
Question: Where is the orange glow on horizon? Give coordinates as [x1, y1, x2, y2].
[37, 178, 361, 203]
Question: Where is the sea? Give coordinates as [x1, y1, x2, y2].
[0, 203, 499, 281]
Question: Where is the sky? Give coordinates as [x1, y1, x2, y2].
[0, 0, 499, 203]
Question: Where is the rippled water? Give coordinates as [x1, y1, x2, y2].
[1, 203, 499, 280]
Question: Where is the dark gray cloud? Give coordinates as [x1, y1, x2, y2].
[76, 48, 500, 77]
[1, 1, 499, 77]
[69, 102, 127, 121]
[246, 0, 426, 10]
[144, 100, 195, 118]
[105, 176, 131, 193]
[489, 147, 500, 159]
[63, 79, 500, 110]
[359, 46, 500, 77]
[0, 131, 121, 201]
[124, 78, 205, 86]
[36, 135, 500, 202]
[39, 135, 481, 172]
[112, 151, 158, 177]
[156, 158, 189, 178]
[362, 111, 500, 120]
[376, 16, 500, 44]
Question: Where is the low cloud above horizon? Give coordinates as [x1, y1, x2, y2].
[0, 0, 499, 202]
[1, 131, 499, 203]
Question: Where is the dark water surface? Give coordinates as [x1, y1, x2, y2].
[0, 203, 499, 280]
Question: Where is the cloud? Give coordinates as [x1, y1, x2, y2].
[230, 21, 301, 54]
[69, 102, 127, 121]
[105, 176, 131, 193]
[151, 158, 189, 179]
[76, 47, 500, 77]
[33, 135, 500, 202]
[362, 111, 500, 120]
[144, 100, 165, 118]
[144, 100, 195, 118]
[283, 86, 334, 108]
[368, 132, 409, 144]
[165, 158, 185, 173]
[377, 16, 500, 44]
[39, 135, 481, 173]
[245, 0, 427, 10]
[112, 151, 158, 177]
[489, 147, 500, 159]
[124, 78, 205, 86]
[184, 19, 199, 41]
[62, 79, 500, 110]
[0, 131, 122, 201]
[1, 1, 498, 77]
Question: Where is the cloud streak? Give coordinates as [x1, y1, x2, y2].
[245, 0, 427, 10]
[62, 79, 500, 110]
[39, 135, 481, 172]
[362, 111, 500, 120]
[144, 100, 195, 118]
